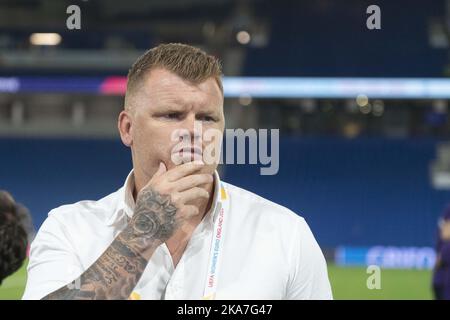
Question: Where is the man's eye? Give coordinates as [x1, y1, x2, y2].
[163, 113, 181, 119]
[200, 116, 216, 122]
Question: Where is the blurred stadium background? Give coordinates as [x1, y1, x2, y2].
[1, 0, 450, 299]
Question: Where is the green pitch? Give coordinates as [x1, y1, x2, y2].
[328, 264, 433, 299]
[0, 262, 433, 300]
[0, 260, 28, 300]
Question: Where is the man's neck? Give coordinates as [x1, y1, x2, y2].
[159, 178, 216, 267]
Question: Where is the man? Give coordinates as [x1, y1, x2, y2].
[23, 43, 332, 300]
[433, 205, 450, 300]
[0, 191, 30, 285]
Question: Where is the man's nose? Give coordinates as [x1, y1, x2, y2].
[181, 115, 202, 143]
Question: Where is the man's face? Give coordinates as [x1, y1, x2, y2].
[120, 68, 225, 183]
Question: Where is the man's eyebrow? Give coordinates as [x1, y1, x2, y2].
[196, 109, 219, 116]
[152, 103, 185, 112]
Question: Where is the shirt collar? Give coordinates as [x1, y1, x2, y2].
[106, 170, 135, 227]
[204, 170, 222, 226]
[107, 169, 223, 227]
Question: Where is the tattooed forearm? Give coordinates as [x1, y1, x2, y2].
[42, 233, 148, 300]
[42, 187, 179, 300]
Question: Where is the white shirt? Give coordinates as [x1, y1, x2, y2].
[23, 171, 332, 300]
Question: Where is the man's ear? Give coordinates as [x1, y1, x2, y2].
[118, 110, 133, 147]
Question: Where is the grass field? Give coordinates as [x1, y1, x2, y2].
[0, 260, 28, 300]
[0, 261, 433, 300]
[328, 265, 433, 299]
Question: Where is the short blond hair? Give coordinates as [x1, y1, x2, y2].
[125, 43, 223, 108]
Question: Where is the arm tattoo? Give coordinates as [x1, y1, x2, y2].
[42, 187, 178, 300]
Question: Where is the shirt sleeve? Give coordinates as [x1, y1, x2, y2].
[22, 212, 83, 300]
[285, 217, 333, 300]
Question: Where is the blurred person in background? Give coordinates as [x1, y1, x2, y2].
[432, 205, 450, 300]
[0, 190, 33, 285]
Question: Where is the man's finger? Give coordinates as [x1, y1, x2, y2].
[179, 205, 200, 219]
[174, 187, 209, 205]
[166, 161, 205, 181]
[153, 162, 167, 179]
[174, 174, 213, 192]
